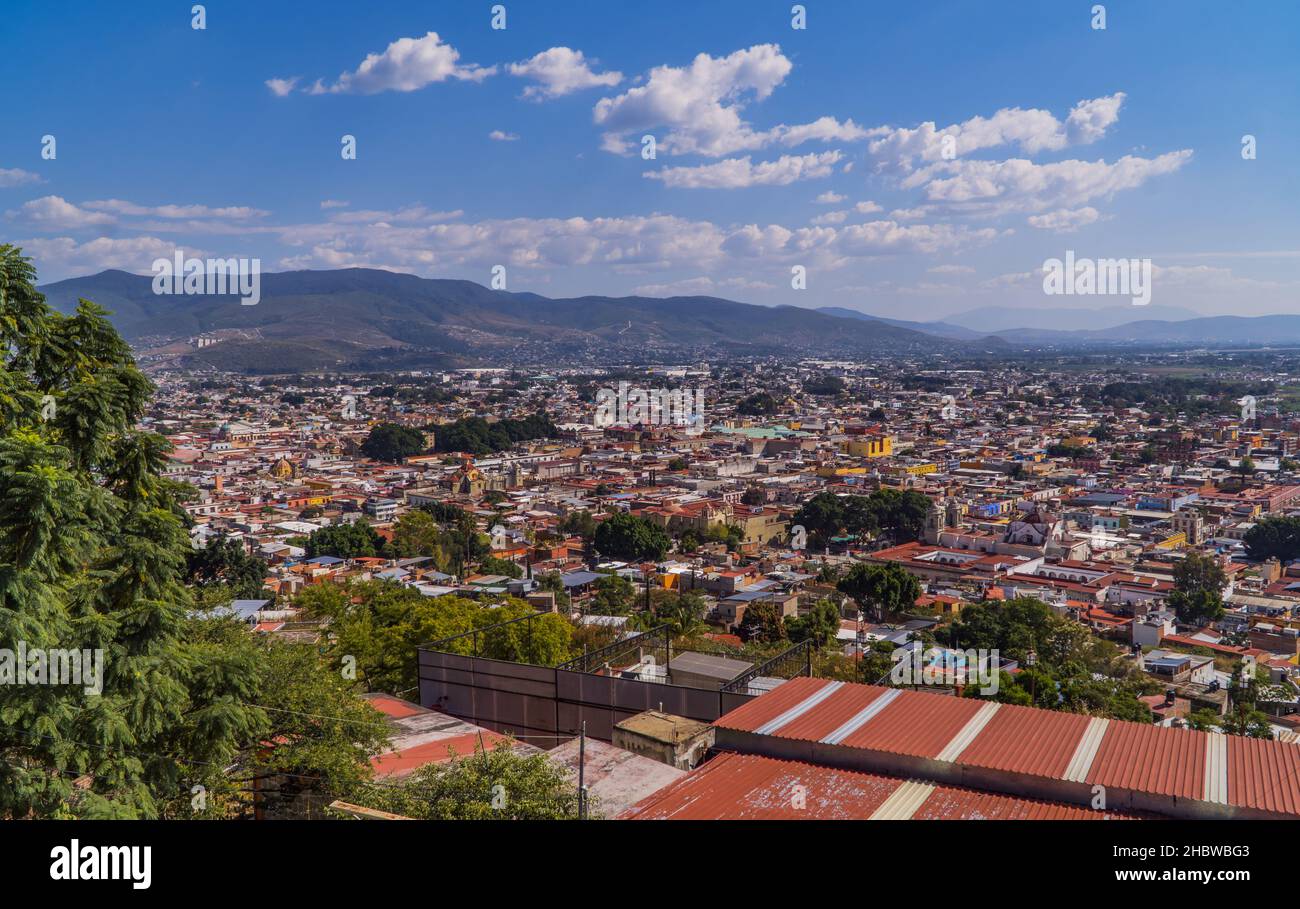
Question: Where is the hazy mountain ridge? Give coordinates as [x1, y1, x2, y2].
[38, 268, 1002, 373]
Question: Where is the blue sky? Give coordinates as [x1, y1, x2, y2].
[2, 0, 1297, 318]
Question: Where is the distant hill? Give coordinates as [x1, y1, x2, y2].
[944, 304, 1202, 333]
[815, 306, 986, 340]
[995, 314, 1300, 347]
[38, 268, 1003, 373]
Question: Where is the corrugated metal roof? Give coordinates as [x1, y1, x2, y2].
[712, 678, 1300, 817]
[838, 689, 984, 757]
[1227, 736, 1300, 814]
[771, 682, 889, 742]
[623, 751, 900, 820]
[956, 702, 1091, 777]
[713, 675, 828, 733]
[623, 752, 1134, 821]
[1086, 721, 1204, 800]
[911, 785, 1125, 821]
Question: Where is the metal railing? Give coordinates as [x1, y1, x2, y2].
[720, 639, 814, 694]
[557, 624, 673, 675]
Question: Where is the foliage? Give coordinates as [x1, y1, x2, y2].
[1168, 551, 1227, 626]
[479, 555, 523, 579]
[360, 423, 426, 462]
[432, 413, 557, 456]
[837, 561, 922, 622]
[299, 581, 574, 693]
[354, 742, 588, 819]
[737, 600, 786, 644]
[187, 535, 271, 599]
[794, 489, 931, 547]
[0, 245, 285, 818]
[558, 510, 596, 539]
[305, 521, 388, 560]
[1244, 516, 1300, 563]
[588, 574, 637, 615]
[786, 599, 842, 647]
[594, 511, 670, 562]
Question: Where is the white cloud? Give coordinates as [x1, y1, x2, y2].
[83, 199, 269, 219]
[265, 77, 299, 97]
[810, 210, 848, 226]
[815, 191, 845, 204]
[912, 150, 1191, 216]
[324, 205, 462, 224]
[299, 32, 495, 95]
[855, 200, 883, 214]
[866, 93, 1126, 173]
[0, 168, 42, 188]
[489, 129, 520, 142]
[928, 264, 976, 275]
[644, 151, 842, 189]
[889, 207, 928, 221]
[18, 236, 203, 278]
[268, 209, 1000, 276]
[631, 275, 774, 297]
[508, 47, 622, 100]
[1027, 206, 1101, 232]
[593, 44, 864, 157]
[7, 196, 115, 229]
[320, 199, 350, 209]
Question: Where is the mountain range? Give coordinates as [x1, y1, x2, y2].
[37, 269, 1004, 373]
[36, 268, 1300, 374]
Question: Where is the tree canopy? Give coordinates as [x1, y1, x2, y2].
[594, 512, 670, 562]
[360, 422, 426, 462]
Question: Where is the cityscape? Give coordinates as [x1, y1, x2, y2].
[2, 0, 1297, 890]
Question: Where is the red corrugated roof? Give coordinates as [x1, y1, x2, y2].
[1227, 736, 1300, 814]
[839, 690, 983, 757]
[712, 678, 1300, 817]
[957, 703, 1091, 778]
[774, 684, 889, 742]
[1085, 722, 1204, 800]
[623, 751, 899, 820]
[713, 675, 828, 733]
[624, 751, 1133, 821]
[911, 785, 1123, 821]
[366, 695, 426, 719]
[370, 731, 505, 777]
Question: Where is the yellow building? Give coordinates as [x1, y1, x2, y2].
[840, 436, 893, 458]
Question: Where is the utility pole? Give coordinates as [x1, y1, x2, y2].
[577, 721, 588, 820]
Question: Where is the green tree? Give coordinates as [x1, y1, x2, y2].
[837, 562, 922, 623]
[589, 574, 636, 615]
[187, 535, 271, 599]
[737, 600, 787, 643]
[478, 555, 523, 579]
[0, 245, 268, 818]
[361, 423, 426, 462]
[1244, 516, 1300, 562]
[300, 582, 573, 693]
[558, 510, 596, 539]
[306, 521, 388, 559]
[1168, 551, 1226, 626]
[390, 509, 445, 561]
[786, 598, 842, 647]
[594, 512, 670, 562]
[353, 743, 589, 819]
[176, 617, 390, 818]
